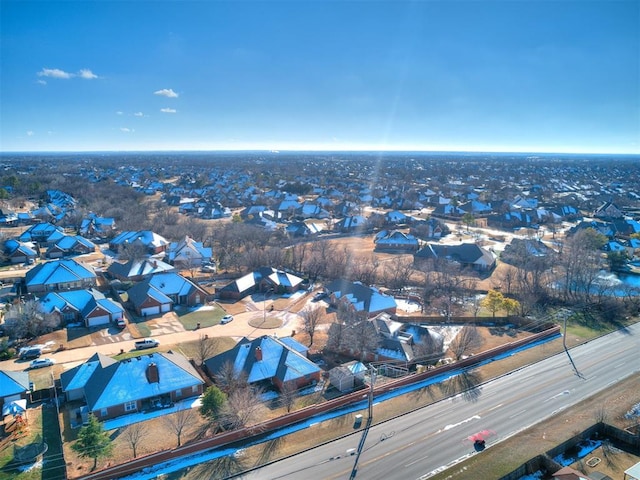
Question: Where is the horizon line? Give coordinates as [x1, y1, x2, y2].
[1, 148, 639, 156]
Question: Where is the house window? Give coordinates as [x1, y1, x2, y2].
[175, 389, 182, 398]
[124, 401, 136, 412]
[191, 385, 199, 394]
[100, 408, 108, 417]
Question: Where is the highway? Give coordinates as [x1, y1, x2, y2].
[241, 323, 640, 480]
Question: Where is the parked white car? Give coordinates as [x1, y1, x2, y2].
[30, 358, 55, 369]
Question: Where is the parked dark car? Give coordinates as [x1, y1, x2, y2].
[20, 347, 42, 360]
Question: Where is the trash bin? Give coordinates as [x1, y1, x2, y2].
[353, 414, 363, 429]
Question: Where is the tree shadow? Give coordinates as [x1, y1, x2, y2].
[191, 453, 247, 480]
[439, 370, 483, 403]
[254, 436, 286, 466]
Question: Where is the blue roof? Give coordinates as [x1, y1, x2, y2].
[209, 336, 320, 385]
[0, 370, 30, 397]
[40, 289, 122, 317]
[87, 352, 203, 411]
[26, 259, 95, 286]
[149, 272, 198, 297]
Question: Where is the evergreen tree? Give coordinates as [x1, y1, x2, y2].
[200, 385, 227, 421]
[72, 414, 113, 470]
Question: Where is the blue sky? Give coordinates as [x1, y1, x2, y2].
[1, 1, 638, 153]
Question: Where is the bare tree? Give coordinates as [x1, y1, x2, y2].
[449, 326, 483, 360]
[3, 300, 59, 340]
[301, 305, 324, 347]
[279, 382, 298, 413]
[195, 335, 220, 366]
[121, 422, 149, 458]
[163, 408, 195, 447]
[214, 361, 249, 394]
[219, 386, 264, 430]
[382, 257, 415, 292]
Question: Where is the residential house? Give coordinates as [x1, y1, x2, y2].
[552, 466, 608, 480]
[414, 243, 497, 271]
[39, 289, 124, 327]
[217, 267, 304, 300]
[325, 279, 397, 318]
[431, 204, 465, 217]
[3, 239, 38, 264]
[107, 258, 176, 282]
[374, 230, 419, 252]
[285, 220, 327, 237]
[19, 222, 65, 246]
[166, 236, 212, 268]
[60, 352, 204, 421]
[109, 230, 169, 256]
[45, 235, 96, 259]
[203, 335, 321, 392]
[0, 209, 18, 226]
[372, 314, 444, 363]
[385, 210, 409, 224]
[335, 215, 368, 233]
[25, 258, 97, 293]
[79, 214, 116, 238]
[0, 370, 30, 411]
[594, 200, 624, 220]
[296, 203, 330, 220]
[126, 272, 209, 316]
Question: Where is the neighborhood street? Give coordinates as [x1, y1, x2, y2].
[0, 303, 307, 372]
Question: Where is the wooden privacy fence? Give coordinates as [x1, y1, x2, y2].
[77, 325, 561, 480]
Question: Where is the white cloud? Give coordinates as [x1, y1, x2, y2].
[154, 88, 179, 98]
[116, 111, 124, 115]
[160, 108, 177, 113]
[78, 69, 98, 79]
[134, 112, 144, 117]
[26, 131, 35, 136]
[120, 127, 134, 133]
[37, 68, 73, 79]
[36, 79, 47, 85]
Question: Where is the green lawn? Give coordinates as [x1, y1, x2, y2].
[175, 305, 227, 330]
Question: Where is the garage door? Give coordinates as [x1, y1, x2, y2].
[141, 306, 160, 316]
[160, 304, 171, 313]
[87, 315, 110, 327]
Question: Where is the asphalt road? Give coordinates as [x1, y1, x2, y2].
[241, 323, 640, 480]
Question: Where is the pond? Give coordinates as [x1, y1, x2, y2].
[588, 271, 640, 296]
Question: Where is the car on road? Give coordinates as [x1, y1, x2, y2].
[220, 314, 234, 324]
[30, 358, 55, 369]
[19, 347, 42, 360]
[134, 338, 159, 350]
[312, 292, 328, 302]
[115, 318, 126, 329]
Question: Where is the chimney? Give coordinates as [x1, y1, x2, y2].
[146, 362, 159, 383]
[255, 346, 263, 361]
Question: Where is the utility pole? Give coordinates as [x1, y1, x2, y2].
[349, 365, 377, 480]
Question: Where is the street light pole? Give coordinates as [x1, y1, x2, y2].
[263, 288, 273, 325]
[349, 365, 377, 480]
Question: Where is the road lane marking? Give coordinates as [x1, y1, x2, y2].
[509, 409, 527, 419]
